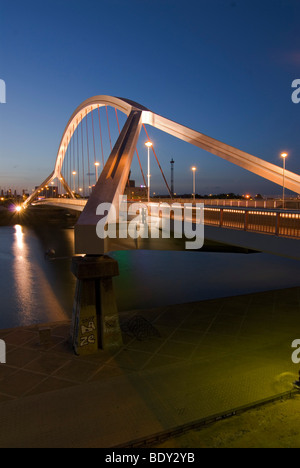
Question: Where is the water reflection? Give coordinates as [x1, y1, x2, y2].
[9, 225, 70, 327]
[13, 224, 35, 324]
[1, 224, 300, 329]
[15, 225, 24, 250]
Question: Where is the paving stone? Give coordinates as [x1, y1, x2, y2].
[0, 288, 299, 447]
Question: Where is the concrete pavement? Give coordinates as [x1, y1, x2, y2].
[0, 287, 299, 447]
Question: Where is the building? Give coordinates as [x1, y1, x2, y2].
[124, 179, 147, 200]
[35, 185, 59, 198]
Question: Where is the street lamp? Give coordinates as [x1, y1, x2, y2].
[72, 171, 77, 193]
[281, 152, 288, 209]
[95, 162, 100, 183]
[145, 141, 153, 202]
[191, 167, 197, 201]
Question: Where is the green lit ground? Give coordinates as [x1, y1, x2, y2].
[157, 396, 300, 448]
[0, 286, 300, 447]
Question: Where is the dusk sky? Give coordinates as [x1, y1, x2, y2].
[1, 0, 300, 196]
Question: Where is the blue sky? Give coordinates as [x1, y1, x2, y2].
[1, 0, 300, 196]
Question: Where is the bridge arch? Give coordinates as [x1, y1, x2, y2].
[24, 96, 149, 206]
[53, 96, 149, 181]
[25, 94, 300, 210]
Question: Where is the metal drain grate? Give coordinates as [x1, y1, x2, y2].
[121, 315, 161, 341]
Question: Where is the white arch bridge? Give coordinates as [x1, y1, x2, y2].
[24, 95, 300, 258]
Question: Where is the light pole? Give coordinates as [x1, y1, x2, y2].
[145, 141, 153, 202]
[281, 152, 288, 209]
[72, 171, 77, 194]
[191, 167, 196, 202]
[95, 162, 100, 183]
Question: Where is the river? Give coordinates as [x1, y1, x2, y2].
[0, 224, 300, 329]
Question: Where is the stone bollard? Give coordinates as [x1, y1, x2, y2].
[70, 255, 123, 356]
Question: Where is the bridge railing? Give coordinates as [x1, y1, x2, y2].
[33, 198, 300, 239]
[152, 198, 300, 210]
[204, 206, 300, 238]
[146, 202, 300, 239]
[33, 198, 87, 207]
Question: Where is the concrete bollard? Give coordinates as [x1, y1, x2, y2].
[70, 255, 123, 356]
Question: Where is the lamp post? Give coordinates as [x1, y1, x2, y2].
[145, 141, 153, 202]
[72, 171, 77, 194]
[95, 162, 100, 183]
[191, 167, 197, 202]
[281, 152, 288, 209]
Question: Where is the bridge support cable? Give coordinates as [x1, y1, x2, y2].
[68, 135, 72, 194]
[136, 148, 147, 188]
[63, 137, 67, 194]
[68, 133, 71, 190]
[72, 128, 76, 191]
[66, 136, 70, 194]
[76, 121, 80, 193]
[142, 124, 173, 198]
[85, 110, 91, 191]
[97, 105, 105, 167]
[70, 131, 74, 192]
[80, 116, 86, 197]
[115, 108, 121, 134]
[69, 135, 72, 193]
[105, 105, 113, 152]
[71, 125, 76, 176]
[91, 108, 97, 184]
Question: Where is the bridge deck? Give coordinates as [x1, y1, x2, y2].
[33, 199, 300, 237]
[32, 199, 300, 259]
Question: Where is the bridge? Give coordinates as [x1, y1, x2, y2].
[33, 196, 300, 260]
[22, 95, 300, 355]
[24, 95, 300, 255]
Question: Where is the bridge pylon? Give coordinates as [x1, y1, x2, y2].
[70, 255, 123, 355]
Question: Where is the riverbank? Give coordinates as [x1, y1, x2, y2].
[0, 286, 299, 447]
[0, 205, 80, 227]
[0, 206, 15, 226]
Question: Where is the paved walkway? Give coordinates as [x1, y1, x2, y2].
[0, 287, 300, 447]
